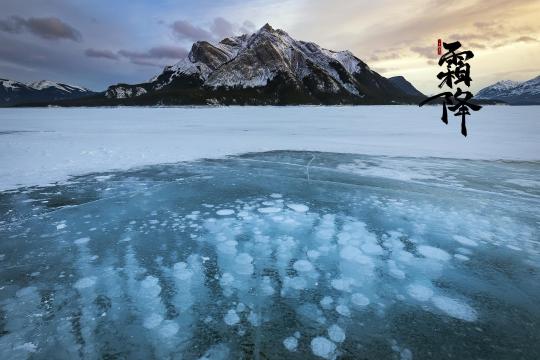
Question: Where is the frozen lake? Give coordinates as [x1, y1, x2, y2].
[0, 106, 538, 191]
[1, 151, 539, 359]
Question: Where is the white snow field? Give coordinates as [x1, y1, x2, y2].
[0, 105, 538, 190]
[0, 106, 539, 359]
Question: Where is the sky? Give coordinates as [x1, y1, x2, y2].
[1, 0, 539, 94]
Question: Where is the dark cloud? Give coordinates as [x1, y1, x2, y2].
[85, 48, 119, 60]
[210, 17, 235, 39]
[118, 46, 188, 67]
[0, 16, 81, 41]
[171, 20, 212, 41]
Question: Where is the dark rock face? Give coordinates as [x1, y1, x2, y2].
[101, 23, 424, 106]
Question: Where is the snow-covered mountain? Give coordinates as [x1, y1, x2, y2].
[476, 76, 540, 105]
[0, 79, 94, 106]
[105, 24, 423, 105]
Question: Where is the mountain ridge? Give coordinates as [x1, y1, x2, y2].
[0, 78, 94, 106]
[476, 76, 540, 105]
[101, 23, 424, 106]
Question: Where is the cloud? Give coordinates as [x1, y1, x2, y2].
[239, 20, 256, 34]
[0, 16, 81, 41]
[210, 17, 235, 39]
[171, 20, 212, 41]
[515, 35, 538, 43]
[118, 45, 188, 67]
[410, 45, 437, 59]
[85, 48, 119, 60]
[171, 18, 256, 43]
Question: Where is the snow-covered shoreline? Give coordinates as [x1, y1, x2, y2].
[0, 105, 538, 191]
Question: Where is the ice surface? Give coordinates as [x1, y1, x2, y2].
[0, 106, 539, 191]
[0, 150, 539, 359]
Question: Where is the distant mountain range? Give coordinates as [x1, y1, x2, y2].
[0, 79, 95, 106]
[476, 76, 540, 105]
[2, 24, 426, 107]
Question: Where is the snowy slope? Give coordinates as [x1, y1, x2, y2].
[0, 106, 537, 191]
[476, 76, 540, 104]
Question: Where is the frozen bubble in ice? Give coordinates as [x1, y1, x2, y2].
[311, 337, 336, 359]
[283, 336, 298, 351]
[453, 235, 478, 247]
[141, 276, 161, 297]
[361, 242, 383, 255]
[224, 309, 240, 325]
[293, 259, 314, 272]
[406, 284, 434, 302]
[294, 331, 301, 338]
[287, 203, 309, 213]
[320, 296, 334, 309]
[400, 348, 413, 360]
[16, 286, 38, 298]
[457, 247, 473, 255]
[143, 313, 163, 329]
[336, 304, 351, 317]
[14, 342, 37, 353]
[257, 207, 281, 214]
[248, 311, 260, 326]
[199, 343, 230, 360]
[286, 276, 307, 290]
[418, 245, 451, 261]
[74, 276, 96, 289]
[56, 223, 67, 230]
[74, 237, 90, 245]
[216, 209, 235, 216]
[159, 321, 179, 337]
[340, 246, 373, 265]
[307, 250, 320, 260]
[506, 245, 522, 251]
[173, 262, 193, 280]
[220, 273, 235, 287]
[236, 302, 246, 312]
[328, 324, 346, 343]
[331, 278, 353, 292]
[270, 193, 283, 198]
[351, 293, 370, 306]
[454, 254, 470, 261]
[431, 295, 477, 322]
[234, 253, 254, 275]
